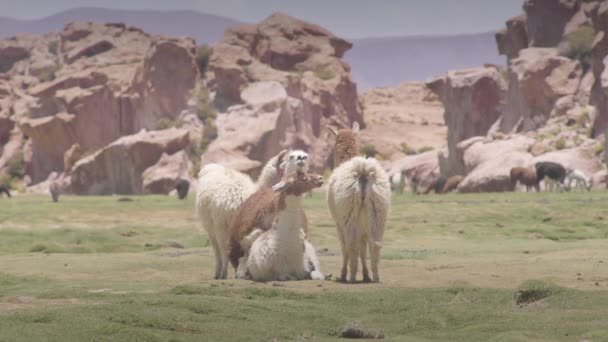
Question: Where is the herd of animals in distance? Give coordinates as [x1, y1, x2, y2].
[0, 122, 598, 283]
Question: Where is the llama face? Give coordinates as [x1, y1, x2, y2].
[281, 150, 309, 174]
[272, 170, 323, 196]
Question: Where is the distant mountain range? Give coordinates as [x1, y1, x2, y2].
[0, 8, 504, 90]
[0, 7, 242, 45]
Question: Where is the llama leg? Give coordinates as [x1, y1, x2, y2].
[348, 244, 359, 283]
[208, 233, 222, 279]
[366, 201, 387, 283]
[360, 238, 371, 282]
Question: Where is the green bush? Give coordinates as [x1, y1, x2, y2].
[400, 142, 417, 155]
[155, 118, 180, 130]
[48, 41, 59, 55]
[554, 137, 567, 150]
[417, 146, 434, 154]
[196, 87, 218, 140]
[7, 151, 25, 179]
[313, 67, 335, 80]
[36, 62, 62, 83]
[360, 144, 377, 157]
[560, 26, 595, 70]
[195, 45, 213, 77]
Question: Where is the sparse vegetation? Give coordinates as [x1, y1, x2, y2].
[417, 146, 434, 153]
[47, 41, 59, 55]
[36, 62, 62, 83]
[313, 67, 335, 80]
[195, 45, 213, 77]
[560, 26, 595, 71]
[188, 138, 206, 177]
[154, 117, 181, 130]
[594, 143, 604, 156]
[360, 143, 377, 157]
[196, 87, 218, 141]
[6, 151, 25, 181]
[400, 142, 417, 155]
[554, 137, 567, 150]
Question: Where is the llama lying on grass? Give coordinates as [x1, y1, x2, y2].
[421, 176, 446, 194]
[237, 170, 327, 281]
[196, 149, 310, 279]
[536, 161, 566, 192]
[565, 169, 592, 191]
[327, 122, 391, 283]
[510, 167, 539, 192]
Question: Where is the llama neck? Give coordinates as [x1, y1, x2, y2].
[275, 195, 303, 246]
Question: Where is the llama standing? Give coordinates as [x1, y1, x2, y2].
[239, 170, 326, 281]
[565, 169, 592, 191]
[327, 122, 391, 283]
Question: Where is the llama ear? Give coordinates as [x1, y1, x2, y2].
[272, 181, 288, 192]
[352, 121, 360, 134]
[328, 127, 338, 137]
[276, 149, 288, 164]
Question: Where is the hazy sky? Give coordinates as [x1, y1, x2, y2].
[1, 0, 523, 38]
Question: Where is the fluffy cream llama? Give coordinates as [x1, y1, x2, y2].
[196, 149, 309, 279]
[327, 122, 391, 283]
[240, 170, 326, 281]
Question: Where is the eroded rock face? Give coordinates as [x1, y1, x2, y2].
[496, 14, 529, 60]
[523, 0, 579, 48]
[501, 48, 582, 133]
[205, 13, 362, 172]
[590, 2, 608, 136]
[426, 67, 506, 176]
[70, 128, 189, 195]
[3, 22, 198, 184]
[202, 81, 312, 175]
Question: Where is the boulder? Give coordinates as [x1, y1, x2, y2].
[531, 143, 604, 176]
[387, 150, 440, 185]
[496, 14, 529, 60]
[202, 81, 312, 176]
[426, 66, 506, 176]
[457, 135, 535, 193]
[501, 48, 582, 133]
[205, 13, 363, 171]
[142, 150, 191, 194]
[70, 128, 189, 195]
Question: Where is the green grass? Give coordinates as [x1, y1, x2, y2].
[1, 192, 608, 340]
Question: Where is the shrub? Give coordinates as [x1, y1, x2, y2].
[313, 67, 335, 80]
[196, 87, 218, 140]
[418, 146, 434, 154]
[360, 143, 377, 157]
[554, 137, 567, 150]
[7, 152, 25, 180]
[595, 143, 604, 156]
[400, 142, 416, 155]
[560, 26, 595, 70]
[188, 139, 206, 177]
[36, 62, 62, 83]
[155, 118, 180, 130]
[48, 41, 59, 55]
[195, 45, 213, 77]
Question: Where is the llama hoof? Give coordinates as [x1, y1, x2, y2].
[324, 273, 333, 281]
[362, 275, 372, 283]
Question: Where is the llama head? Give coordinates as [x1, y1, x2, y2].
[328, 122, 360, 167]
[280, 150, 309, 175]
[272, 170, 324, 196]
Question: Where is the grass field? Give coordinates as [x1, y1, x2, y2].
[1, 191, 608, 341]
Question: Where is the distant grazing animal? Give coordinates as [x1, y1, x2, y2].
[175, 179, 190, 199]
[510, 167, 539, 192]
[535, 161, 567, 192]
[565, 169, 592, 191]
[389, 170, 406, 195]
[50, 181, 60, 202]
[327, 122, 391, 283]
[235, 170, 327, 281]
[0, 185, 11, 198]
[196, 149, 310, 279]
[441, 175, 463, 193]
[422, 176, 447, 194]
